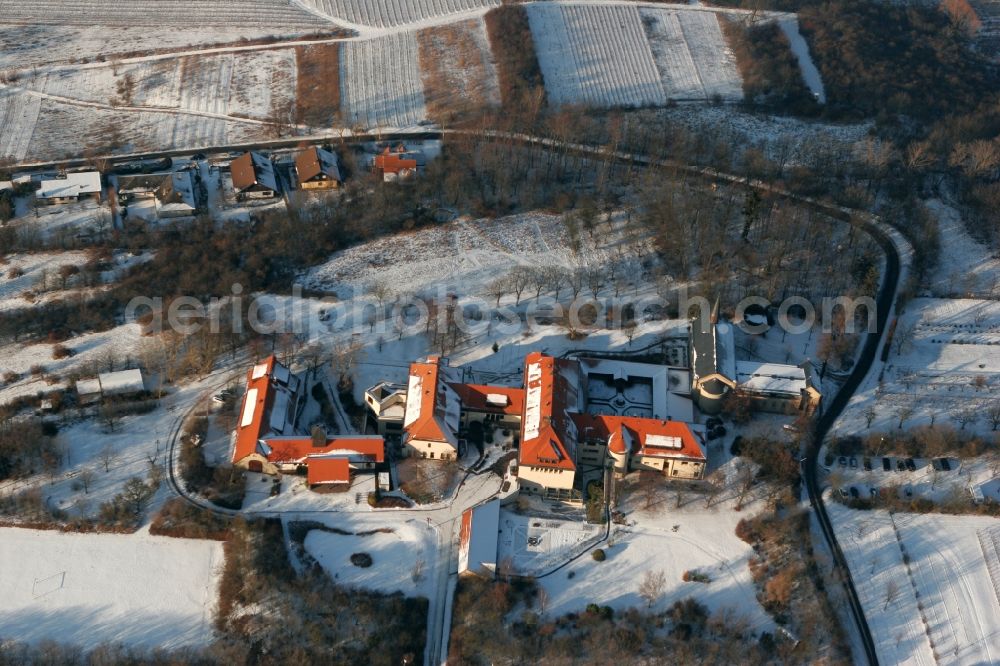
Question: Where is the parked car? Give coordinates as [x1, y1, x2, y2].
[882, 457, 891, 471]
[782, 424, 799, 433]
[904, 486, 913, 498]
[970, 485, 985, 504]
[940, 458, 951, 471]
[849, 457, 858, 469]
[839, 488, 849, 499]
[863, 457, 872, 471]
[870, 487, 879, 498]
[905, 458, 917, 471]
[897, 459, 906, 471]
[838, 456, 847, 467]
[849, 486, 859, 498]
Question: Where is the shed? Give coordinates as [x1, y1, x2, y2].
[458, 499, 501, 578]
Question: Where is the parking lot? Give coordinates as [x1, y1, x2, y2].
[825, 454, 972, 502]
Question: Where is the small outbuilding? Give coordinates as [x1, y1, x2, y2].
[458, 499, 501, 578]
[36, 171, 102, 205]
[75, 368, 147, 405]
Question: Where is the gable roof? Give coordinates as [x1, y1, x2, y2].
[231, 151, 278, 192]
[296, 146, 342, 183]
[519, 352, 578, 471]
[571, 413, 706, 461]
[374, 146, 418, 175]
[403, 356, 460, 447]
[232, 356, 299, 464]
[157, 171, 197, 210]
[448, 383, 524, 417]
[307, 457, 351, 485]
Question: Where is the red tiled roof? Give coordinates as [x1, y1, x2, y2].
[518, 352, 576, 471]
[232, 355, 278, 464]
[375, 147, 417, 175]
[571, 413, 705, 461]
[404, 357, 456, 445]
[307, 457, 351, 485]
[448, 383, 524, 417]
[264, 436, 385, 465]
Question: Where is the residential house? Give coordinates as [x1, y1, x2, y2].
[573, 414, 706, 480]
[36, 171, 102, 205]
[230, 151, 279, 199]
[373, 146, 422, 182]
[118, 171, 199, 218]
[295, 146, 343, 190]
[364, 381, 407, 436]
[448, 382, 524, 433]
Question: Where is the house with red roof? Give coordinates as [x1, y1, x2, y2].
[373, 145, 422, 182]
[231, 355, 302, 474]
[402, 356, 463, 460]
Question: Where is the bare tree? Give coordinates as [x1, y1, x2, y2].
[952, 408, 978, 431]
[79, 468, 95, 494]
[891, 322, 915, 356]
[895, 405, 914, 429]
[586, 266, 606, 298]
[509, 266, 532, 305]
[883, 579, 899, 611]
[370, 280, 392, 313]
[329, 336, 365, 388]
[638, 569, 666, 608]
[99, 444, 118, 473]
[988, 402, 1000, 431]
[735, 461, 755, 511]
[863, 405, 877, 429]
[487, 275, 510, 306]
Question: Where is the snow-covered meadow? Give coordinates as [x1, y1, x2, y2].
[0, 0, 328, 28]
[0, 527, 222, 650]
[0, 92, 41, 161]
[829, 500, 1000, 665]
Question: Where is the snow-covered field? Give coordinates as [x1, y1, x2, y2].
[924, 198, 1000, 299]
[837, 298, 1000, 436]
[527, 4, 742, 107]
[303, 0, 499, 29]
[302, 211, 629, 299]
[304, 520, 435, 596]
[829, 500, 1000, 665]
[0, 92, 41, 161]
[529, 487, 773, 633]
[0, 527, 222, 650]
[0, 0, 329, 27]
[340, 32, 427, 128]
[0, 250, 91, 312]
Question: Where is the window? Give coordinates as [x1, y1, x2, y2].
[429, 452, 435, 459]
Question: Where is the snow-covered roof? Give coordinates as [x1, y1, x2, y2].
[232, 356, 303, 464]
[736, 361, 807, 397]
[403, 356, 460, 447]
[716, 322, 736, 381]
[519, 353, 577, 471]
[76, 377, 101, 397]
[459, 499, 500, 578]
[37, 171, 101, 200]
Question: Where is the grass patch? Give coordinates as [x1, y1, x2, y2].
[484, 4, 545, 112]
[417, 20, 499, 125]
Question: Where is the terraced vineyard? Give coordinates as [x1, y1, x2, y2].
[340, 32, 426, 127]
[526, 4, 743, 108]
[304, 0, 499, 28]
[0, 0, 330, 27]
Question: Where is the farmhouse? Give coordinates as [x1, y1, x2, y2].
[458, 499, 501, 578]
[75, 368, 147, 405]
[35, 171, 102, 205]
[690, 317, 821, 416]
[230, 151, 279, 199]
[295, 146, 343, 190]
[373, 145, 423, 182]
[402, 356, 463, 460]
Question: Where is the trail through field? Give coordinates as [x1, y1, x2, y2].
[340, 32, 426, 127]
[0, 92, 41, 160]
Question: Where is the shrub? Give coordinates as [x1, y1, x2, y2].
[591, 548, 606, 562]
[682, 570, 711, 584]
[29, 364, 45, 376]
[351, 552, 373, 568]
[51, 344, 73, 360]
[1, 371, 17, 385]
